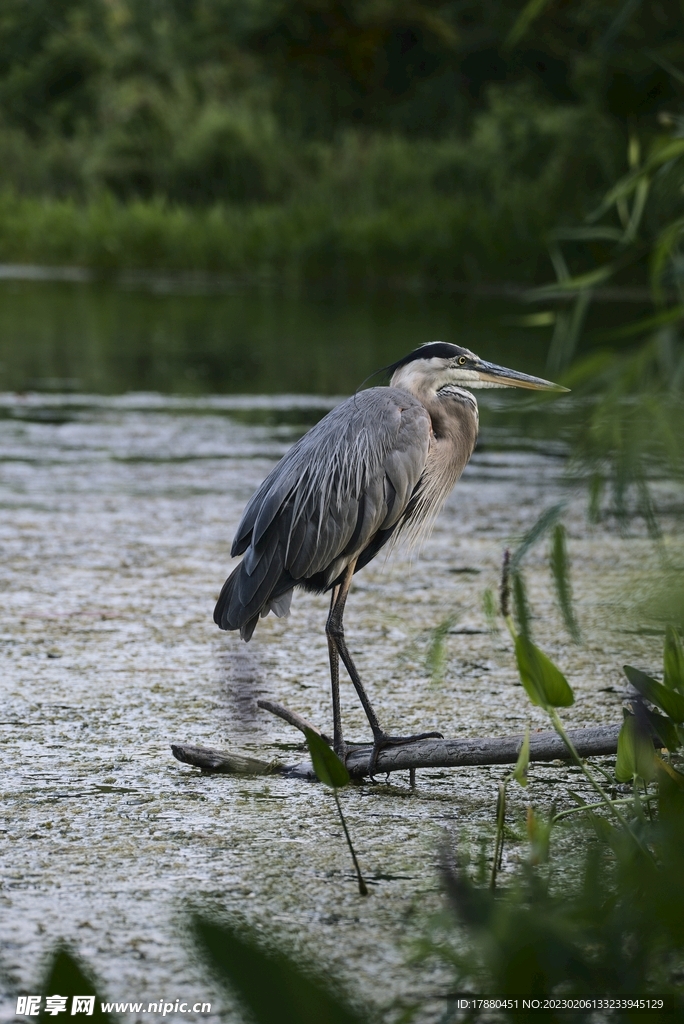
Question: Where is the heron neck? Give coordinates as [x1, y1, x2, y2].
[392, 378, 479, 442]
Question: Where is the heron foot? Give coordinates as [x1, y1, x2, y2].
[367, 730, 443, 778]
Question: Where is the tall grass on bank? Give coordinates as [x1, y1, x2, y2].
[0, 92, 618, 283]
[0, 187, 555, 284]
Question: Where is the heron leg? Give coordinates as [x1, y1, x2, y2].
[326, 561, 384, 743]
[326, 584, 345, 758]
[327, 561, 443, 777]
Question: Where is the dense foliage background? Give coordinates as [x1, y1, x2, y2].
[1, 0, 682, 280]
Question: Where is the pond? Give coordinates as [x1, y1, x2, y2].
[0, 279, 660, 1022]
[0, 278, 558, 397]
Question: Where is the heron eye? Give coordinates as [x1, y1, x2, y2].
[458, 356, 467, 365]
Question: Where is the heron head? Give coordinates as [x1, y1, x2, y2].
[388, 342, 569, 394]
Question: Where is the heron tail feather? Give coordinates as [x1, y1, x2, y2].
[214, 559, 293, 641]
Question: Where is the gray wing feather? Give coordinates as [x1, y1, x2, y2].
[232, 477, 294, 556]
[215, 387, 430, 634]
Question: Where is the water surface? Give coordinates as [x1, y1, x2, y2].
[0, 385, 659, 1022]
[0, 280, 554, 396]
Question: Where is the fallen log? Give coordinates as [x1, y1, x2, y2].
[171, 722, 621, 782]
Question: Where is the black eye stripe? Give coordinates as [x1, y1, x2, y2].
[387, 342, 465, 373]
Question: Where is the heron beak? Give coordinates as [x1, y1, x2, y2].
[474, 360, 569, 392]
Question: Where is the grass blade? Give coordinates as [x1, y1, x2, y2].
[505, 0, 551, 49]
[550, 523, 581, 643]
[426, 614, 458, 684]
[510, 503, 566, 574]
[513, 726, 531, 788]
[513, 570, 532, 640]
[333, 790, 368, 897]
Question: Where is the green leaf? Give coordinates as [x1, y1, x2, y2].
[645, 708, 681, 752]
[482, 587, 499, 631]
[595, 305, 684, 342]
[514, 636, 575, 708]
[526, 263, 615, 298]
[589, 140, 684, 222]
[500, 311, 556, 327]
[550, 524, 581, 643]
[546, 288, 592, 373]
[623, 666, 684, 722]
[651, 217, 684, 303]
[512, 571, 532, 639]
[305, 728, 350, 789]
[585, 808, 619, 847]
[525, 806, 551, 864]
[615, 713, 655, 783]
[38, 945, 113, 1024]
[193, 915, 363, 1024]
[656, 755, 684, 787]
[646, 48, 684, 87]
[657, 762, 684, 822]
[510, 502, 566, 574]
[664, 626, 684, 694]
[513, 726, 530, 788]
[426, 614, 457, 684]
[622, 175, 650, 244]
[549, 226, 625, 242]
[504, 0, 551, 48]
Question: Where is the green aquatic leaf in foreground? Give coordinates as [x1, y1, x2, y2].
[193, 916, 363, 1024]
[38, 946, 113, 1024]
[645, 708, 681, 752]
[304, 730, 367, 895]
[615, 713, 656, 783]
[664, 626, 684, 694]
[304, 729, 350, 788]
[515, 636, 574, 708]
[658, 762, 684, 823]
[624, 666, 684, 723]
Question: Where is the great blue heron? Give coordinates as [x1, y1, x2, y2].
[215, 342, 566, 767]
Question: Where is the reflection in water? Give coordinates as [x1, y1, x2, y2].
[0, 279, 553, 395]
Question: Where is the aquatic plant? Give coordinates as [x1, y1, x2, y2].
[304, 728, 368, 896]
[192, 914, 363, 1024]
[528, 123, 684, 531]
[414, 561, 684, 1019]
[25, 923, 364, 1024]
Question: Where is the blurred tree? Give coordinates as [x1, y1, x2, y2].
[243, 0, 463, 135]
[0, 0, 681, 253]
[0, 0, 108, 136]
[241, 0, 684, 135]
